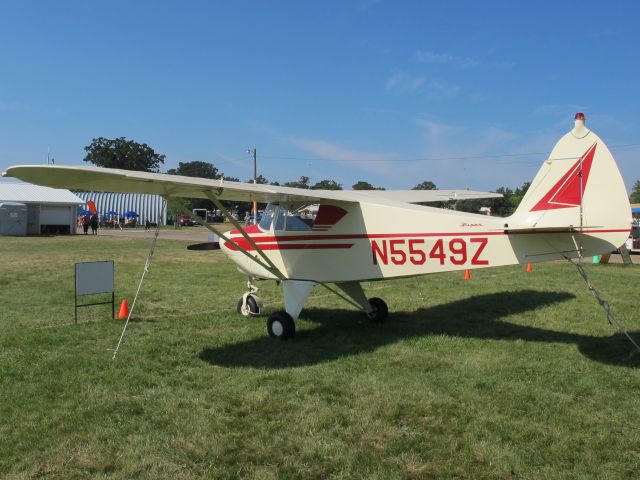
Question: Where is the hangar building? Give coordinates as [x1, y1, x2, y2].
[73, 191, 167, 225]
[0, 183, 83, 235]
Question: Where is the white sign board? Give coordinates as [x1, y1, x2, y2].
[75, 261, 114, 296]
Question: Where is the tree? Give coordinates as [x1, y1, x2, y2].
[311, 179, 343, 190]
[166, 197, 191, 224]
[166, 161, 234, 214]
[167, 161, 220, 179]
[457, 186, 514, 216]
[246, 174, 269, 184]
[352, 180, 385, 190]
[412, 180, 437, 190]
[630, 180, 640, 203]
[491, 187, 515, 216]
[284, 176, 310, 189]
[84, 137, 165, 172]
[511, 181, 531, 211]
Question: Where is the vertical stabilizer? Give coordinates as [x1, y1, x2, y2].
[510, 113, 630, 237]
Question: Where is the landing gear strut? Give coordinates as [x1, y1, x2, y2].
[237, 280, 263, 316]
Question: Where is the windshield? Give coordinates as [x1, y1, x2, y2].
[258, 204, 277, 231]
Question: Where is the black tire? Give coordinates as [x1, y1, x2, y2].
[237, 295, 260, 316]
[366, 297, 388, 323]
[267, 311, 296, 340]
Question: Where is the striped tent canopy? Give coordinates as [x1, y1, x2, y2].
[73, 191, 167, 225]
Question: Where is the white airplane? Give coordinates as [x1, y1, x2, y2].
[3, 114, 631, 340]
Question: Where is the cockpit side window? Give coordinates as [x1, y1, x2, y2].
[274, 204, 315, 232]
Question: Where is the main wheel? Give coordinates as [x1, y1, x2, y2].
[237, 295, 260, 316]
[366, 297, 388, 323]
[267, 311, 296, 340]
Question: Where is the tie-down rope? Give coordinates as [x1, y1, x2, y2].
[111, 200, 166, 360]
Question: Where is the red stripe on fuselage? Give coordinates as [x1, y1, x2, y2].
[223, 242, 355, 251]
[223, 228, 630, 252]
[225, 228, 630, 245]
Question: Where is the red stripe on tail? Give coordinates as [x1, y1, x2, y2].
[530, 143, 597, 212]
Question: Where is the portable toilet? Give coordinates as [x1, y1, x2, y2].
[0, 202, 28, 236]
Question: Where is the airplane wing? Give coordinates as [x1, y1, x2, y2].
[2, 165, 501, 204]
[350, 189, 502, 203]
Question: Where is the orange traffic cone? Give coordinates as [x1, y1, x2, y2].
[118, 299, 129, 319]
[526, 263, 533, 273]
[464, 269, 471, 281]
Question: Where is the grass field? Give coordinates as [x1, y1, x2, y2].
[1, 235, 640, 479]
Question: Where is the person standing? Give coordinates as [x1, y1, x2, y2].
[82, 214, 90, 235]
[90, 214, 99, 235]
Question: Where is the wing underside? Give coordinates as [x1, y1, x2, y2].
[3, 165, 501, 204]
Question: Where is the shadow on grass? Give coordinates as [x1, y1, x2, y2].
[199, 290, 640, 369]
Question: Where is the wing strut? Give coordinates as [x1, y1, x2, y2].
[203, 191, 285, 280]
[166, 195, 285, 281]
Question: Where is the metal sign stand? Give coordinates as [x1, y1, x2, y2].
[74, 260, 115, 323]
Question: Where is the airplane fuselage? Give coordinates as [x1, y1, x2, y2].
[220, 201, 629, 283]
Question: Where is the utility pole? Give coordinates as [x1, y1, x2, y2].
[247, 148, 257, 224]
[47, 147, 55, 165]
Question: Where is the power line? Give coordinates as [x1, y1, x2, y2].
[257, 143, 640, 165]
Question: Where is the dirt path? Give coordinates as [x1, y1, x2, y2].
[87, 226, 230, 242]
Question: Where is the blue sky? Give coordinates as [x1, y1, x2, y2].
[1, 0, 638, 191]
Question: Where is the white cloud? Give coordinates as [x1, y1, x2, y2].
[423, 79, 460, 99]
[415, 50, 479, 69]
[284, 122, 533, 190]
[256, 117, 600, 191]
[386, 72, 460, 99]
[386, 72, 425, 94]
[282, 135, 402, 184]
[406, 118, 551, 189]
[288, 136, 396, 164]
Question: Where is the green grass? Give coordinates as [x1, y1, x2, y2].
[1, 235, 640, 479]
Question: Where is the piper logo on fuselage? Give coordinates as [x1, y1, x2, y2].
[371, 237, 489, 266]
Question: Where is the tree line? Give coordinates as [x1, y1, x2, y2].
[83, 137, 640, 218]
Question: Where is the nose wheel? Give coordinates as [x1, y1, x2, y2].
[237, 281, 263, 316]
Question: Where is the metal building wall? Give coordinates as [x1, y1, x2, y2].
[73, 192, 167, 225]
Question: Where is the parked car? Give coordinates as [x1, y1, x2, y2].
[176, 215, 198, 226]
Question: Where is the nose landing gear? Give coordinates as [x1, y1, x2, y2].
[237, 281, 263, 316]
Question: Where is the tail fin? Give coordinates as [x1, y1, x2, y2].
[509, 114, 630, 241]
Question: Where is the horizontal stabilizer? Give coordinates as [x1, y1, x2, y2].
[505, 225, 602, 234]
[186, 242, 220, 251]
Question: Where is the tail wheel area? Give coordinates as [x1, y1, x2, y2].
[366, 297, 388, 323]
[237, 294, 261, 316]
[267, 311, 296, 340]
